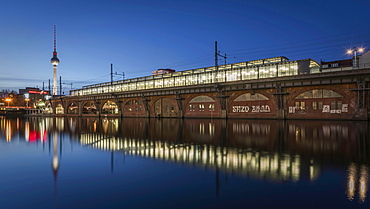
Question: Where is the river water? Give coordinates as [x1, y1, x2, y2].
[0, 116, 369, 208]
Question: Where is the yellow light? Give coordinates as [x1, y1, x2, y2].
[347, 50, 353, 54]
[359, 48, 365, 53]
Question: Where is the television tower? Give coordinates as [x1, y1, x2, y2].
[50, 24, 60, 95]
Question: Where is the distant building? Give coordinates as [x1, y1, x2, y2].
[19, 87, 50, 108]
[321, 50, 370, 72]
[19, 87, 49, 95]
[321, 59, 352, 72]
[359, 50, 370, 68]
[152, 69, 175, 75]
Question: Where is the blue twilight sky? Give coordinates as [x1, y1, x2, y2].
[1, 0, 370, 93]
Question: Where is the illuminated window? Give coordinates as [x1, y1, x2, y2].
[209, 104, 215, 111]
[189, 104, 195, 111]
[129, 83, 136, 91]
[214, 71, 225, 83]
[199, 104, 205, 111]
[241, 67, 258, 80]
[137, 81, 145, 90]
[295, 101, 305, 110]
[145, 80, 154, 89]
[300, 102, 305, 109]
[155, 79, 163, 88]
[312, 101, 317, 110]
[175, 76, 185, 86]
[295, 89, 342, 99]
[226, 69, 240, 81]
[295, 102, 300, 109]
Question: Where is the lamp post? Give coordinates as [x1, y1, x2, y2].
[347, 47, 364, 69]
[5, 98, 11, 107]
[25, 98, 30, 108]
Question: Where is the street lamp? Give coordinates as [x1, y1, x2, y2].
[25, 98, 30, 108]
[347, 47, 365, 69]
[5, 98, 12, 107]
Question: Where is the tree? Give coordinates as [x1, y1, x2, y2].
[0, 89, 18, 98]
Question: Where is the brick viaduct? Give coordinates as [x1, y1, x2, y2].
[48, 68, 370, 120]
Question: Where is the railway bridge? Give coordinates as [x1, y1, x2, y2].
[46, 68, 370, 120]
[46, 56, 370, 120]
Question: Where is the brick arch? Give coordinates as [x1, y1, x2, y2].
[44, 101, 54, 114]
[286, 86, 355, 118]
[101, 100, 119, 115]
[66, 101, 79, 114]
[151, 97, 179, 117]
[286, 86, 353, 108]
[288, 86, 351, 101]
[183, 95, 219, 118]
[228, 92, 271, 103]
[53, 102, 64, 114]
[123, 98, 144, 117]
[228, 91, 277, 118]
[82, 101, 97, 114]
[123, 98, 141, 106]
[51, 100, 64, 113]
[183, 95, 216, 107]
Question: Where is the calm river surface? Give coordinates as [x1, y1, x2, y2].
[0, 116, 369, 208]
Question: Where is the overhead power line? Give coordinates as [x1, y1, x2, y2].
[71, 28, 370, 88]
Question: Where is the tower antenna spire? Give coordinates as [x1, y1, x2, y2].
[54, 24, 57, 52]
[50, 24, 60, 95]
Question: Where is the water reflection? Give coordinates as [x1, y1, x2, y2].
[52, 130, 60, 206]
[1, 116, 370, 204]
[347, 163, 369, 203]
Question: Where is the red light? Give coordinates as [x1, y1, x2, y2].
[29, 90, 48, 94]
[29, 130, 37, 142]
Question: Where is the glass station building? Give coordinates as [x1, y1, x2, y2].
[71, 56, 320, 96]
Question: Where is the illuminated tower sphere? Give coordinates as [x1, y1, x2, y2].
[50, 24, 60, 95]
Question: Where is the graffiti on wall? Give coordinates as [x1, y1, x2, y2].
[289, 104, 348, 114]
[232, 105, 271, 113]
[322, 104, 348, 113]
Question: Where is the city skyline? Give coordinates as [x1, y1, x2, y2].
[1, 0, 370, 92]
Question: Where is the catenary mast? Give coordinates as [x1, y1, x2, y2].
[50, 25, 60, 95]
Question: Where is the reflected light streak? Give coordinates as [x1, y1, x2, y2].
[80, 133, 302, 182]
[359, 165, 368, 203]
[347, 163, 368, 203]
[347, 163, 357, 201]
[5, 120, 12, 142]
[25, 121, 30, 142]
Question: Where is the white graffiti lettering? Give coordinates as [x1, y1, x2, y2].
[288, 103, 348, 114]
[322, 104, 348, 114]
[342, 104, 348, 112]
[232, 105, 270, 113]
[322, 105, 330, 113]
